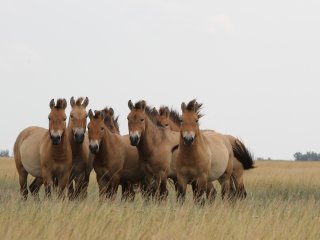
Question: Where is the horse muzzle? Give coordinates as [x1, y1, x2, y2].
[74, 129, 85, 144]
[129, 135, 140, 146]
[51, 134, 62, 145]
[89, 143, 99, 154]
[183, 132, 195, 146]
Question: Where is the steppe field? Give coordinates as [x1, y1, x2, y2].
[0, 158, 319, 240]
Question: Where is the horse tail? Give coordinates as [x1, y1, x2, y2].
[232, 139, 254, 170]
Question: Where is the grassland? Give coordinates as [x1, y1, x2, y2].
[0, 158, 319, 240]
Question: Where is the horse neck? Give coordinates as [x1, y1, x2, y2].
[96, 128, 119, 161]
[67, 122, 82, 156]
[137, 117, 163, 155]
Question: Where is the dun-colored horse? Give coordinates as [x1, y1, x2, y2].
[88, 109, 143, 200]
[40, 99, 72, 198]
[176, 100, 237, 203]
[67, 96, 92, 199]
[127, 100, 179, 200]
[157, 105, 254, 199]
[14, 126, 47, 199]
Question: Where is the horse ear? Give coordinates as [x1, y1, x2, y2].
[141, 100, 146, 112]
[100, 110, 105, 120]
[128, 100, 134, 110]
[62, 99, 68, 110]
[82, 97, 89, 108]
[50, 99, 55, 109]
[164, 107, 170, 117]
[70, 96, 75, 107]
[181, 102, 187, 113]
[109, 108, 114, 117]
[88, 109, 93, 119]
[152, 107, 158, 115]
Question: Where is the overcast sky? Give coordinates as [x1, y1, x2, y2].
[1, 0, 319, 160]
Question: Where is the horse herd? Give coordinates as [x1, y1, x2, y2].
[13, 97, 254, 204]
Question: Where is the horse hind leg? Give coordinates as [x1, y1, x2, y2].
[29, 177, 43, 200]
[18, 167, 28, 200]
[232, 173, 247, 200]
[218, 174, 234, 201]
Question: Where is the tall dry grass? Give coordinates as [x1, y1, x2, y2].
[0, 158, 319, 240]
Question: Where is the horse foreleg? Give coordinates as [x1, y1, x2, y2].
[121, 181, 135, 202]
[106, 175, 120, 201]
[57, 171, 69, 200]
[176, 173, 187, 204]
[206, 181, 217, 204]
[193, 173, 207, 205]
[42, 168, 52, 199]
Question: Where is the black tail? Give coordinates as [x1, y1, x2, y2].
[232, 139, 254, 170]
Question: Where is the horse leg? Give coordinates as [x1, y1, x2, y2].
[68, 171, 75, 200]
[193, 173, 207, 205]
[42, 168, 52, 199]
[140, 177, 152, 202]
[121, 181, 135, 202]
[159, 171, 168, 201]
[106, 175, 120, 201]
[232, 172, 247, 200]
[218, 173, 233, 201]
[29, 177, 43, 200]
[176, 173, 187, 204]
[57, 171, 69, 200]
[206, 181, 217, 204]
[78, 172, 90, 200]
[18, 167, 28, 200]
[96, 173, 107, 199]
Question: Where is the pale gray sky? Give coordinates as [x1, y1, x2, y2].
[1, 0, 320, 160]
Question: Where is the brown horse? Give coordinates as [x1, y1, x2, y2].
[88, 109, 143, 201]
[40, 99, 72, 199]
[127, 100, 179, 200]
[176, 100, 235, 204]
[67, 96, 92, 200]
[157, 105, 254, 199]
[14, 126, 47, 199]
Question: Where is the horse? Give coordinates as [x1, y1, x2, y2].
[14, 126, 47, 200]
[127, 100, 179, 200]
[157, 105, 254, 199]
[175, 99, 238, 204]
[40, 99, 72, 199]
[67, 96, 92, 200]
[87, 109, 144, 201]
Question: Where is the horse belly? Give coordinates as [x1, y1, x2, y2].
[207, 154, 229, 181]
[20, 141, 42, 178]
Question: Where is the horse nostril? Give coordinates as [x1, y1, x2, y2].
[74, 132, 85, 143]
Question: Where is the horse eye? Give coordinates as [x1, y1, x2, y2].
[64, 117, 67, 121]
[180, 119, 183, 123]
[101, 127, 104, 131]
[165, 124, 169, 127]
[140, 119, 144, 122]
[70, 114, 73, 118]
[195, 119, 199, 123]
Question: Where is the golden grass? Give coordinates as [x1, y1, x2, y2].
[0, 158, 319, 240]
